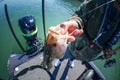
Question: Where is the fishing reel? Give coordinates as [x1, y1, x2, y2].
[95, 50, 117, 68]
[83, 48, 117, 68]
[96, 54, 117, 68]
[18, 15, 43, 56]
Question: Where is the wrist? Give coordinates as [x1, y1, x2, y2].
[69, 20, 79, 28]
[68, 16, 84, 29]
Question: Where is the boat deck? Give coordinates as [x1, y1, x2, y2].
[8, 53, 89, 80]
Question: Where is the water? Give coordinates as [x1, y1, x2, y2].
[0, 0, 120, 80]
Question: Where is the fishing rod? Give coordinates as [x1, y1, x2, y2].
[80, 0, 115, 18]
[41, 0, 47, 68]
[83, 46, 120, 68]
[42, 0, 47, 41]
[41, 0, 53, 69]
[4, 4, 25, 52]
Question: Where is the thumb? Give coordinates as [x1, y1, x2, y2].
[67, 36, 75, 42]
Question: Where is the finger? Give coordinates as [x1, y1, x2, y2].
[69, 29, 83, 38]
[67, 29, 83, 42]
[67, 36, 75, 42]
[68, 26, 78, 33]
[60, 21, 78, 33]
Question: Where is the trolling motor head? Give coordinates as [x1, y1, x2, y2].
[16, 15, 44, 58]
[18, 15, 38, 42]
[18, 15, 44, 56]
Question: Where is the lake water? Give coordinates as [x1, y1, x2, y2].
[0, 0, 120, 80]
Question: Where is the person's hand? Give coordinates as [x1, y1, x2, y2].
[57, 20, 83, 42]
[103, 48, 116, 59]
[46, 20, 83, 58]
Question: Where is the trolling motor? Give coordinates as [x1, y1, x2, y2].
[18, 15, 43, 57]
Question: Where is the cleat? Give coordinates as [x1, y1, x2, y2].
[69, 60, 74, 68]
[54, 59, 62, 67]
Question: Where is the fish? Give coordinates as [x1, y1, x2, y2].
[41, 26, 68, 70]
[46, 26, 68, 58]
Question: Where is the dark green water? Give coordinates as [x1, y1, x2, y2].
[0, 0, 120, 80]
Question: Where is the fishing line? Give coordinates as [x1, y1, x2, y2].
[40, 0, 48, 68]
[4, 4, 25, 52]
[80, 0, 115, 18]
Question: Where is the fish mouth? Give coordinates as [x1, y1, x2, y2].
[45, 26, 68, 59]
[46, 26, 68, 45]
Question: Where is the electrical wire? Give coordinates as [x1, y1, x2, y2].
[4, 4, 25, 52]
